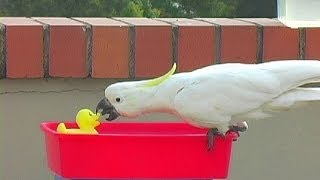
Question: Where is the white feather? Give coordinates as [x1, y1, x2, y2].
[170, 60, 320, 132]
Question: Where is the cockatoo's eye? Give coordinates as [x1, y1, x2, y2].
[89, 113, 93, 116]
[115, 97, 121, 103]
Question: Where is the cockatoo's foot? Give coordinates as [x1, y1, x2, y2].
[207, 128, 225, 151]
[229, 124, 248, 132]
[228, 124, 248, 137]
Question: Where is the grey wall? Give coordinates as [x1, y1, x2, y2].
[1, 79, 319, 180]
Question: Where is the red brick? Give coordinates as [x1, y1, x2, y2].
[306, 28, 320, 59]
[74, 18, 130, 78]
[0, 17, 43, 78]
[157, 18, 215, 72]
[197, 18, 257, 64]
[240, 18, 299, 61]
[114, 18, 172, 78]
[33, 17, 87, 77]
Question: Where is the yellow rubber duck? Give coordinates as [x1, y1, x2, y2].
[57, 109, 101, 134]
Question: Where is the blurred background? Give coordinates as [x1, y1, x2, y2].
[0, 0, 277, 18]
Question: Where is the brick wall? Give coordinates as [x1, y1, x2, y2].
[0, 17, 319, 79]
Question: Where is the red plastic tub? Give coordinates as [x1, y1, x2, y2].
[40, 121, 238, 179]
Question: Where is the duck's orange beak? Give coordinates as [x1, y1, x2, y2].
[93, 121, 100, 127]
[94, 113, 101, 127]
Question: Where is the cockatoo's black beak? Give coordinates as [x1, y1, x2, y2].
[96, 97, 120, 121]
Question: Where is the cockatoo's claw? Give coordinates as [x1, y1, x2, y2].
[231, 125, 248, 132]
[228, 124, 248, 138]
[207, 130, 214, 152]
[207, 128, 224, 151]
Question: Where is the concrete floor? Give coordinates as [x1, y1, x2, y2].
[1, 79, 320, 180]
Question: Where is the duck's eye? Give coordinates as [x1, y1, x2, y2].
[116, 97, 121, 102]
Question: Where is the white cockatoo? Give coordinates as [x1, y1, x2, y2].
[96, 60, 320, 150]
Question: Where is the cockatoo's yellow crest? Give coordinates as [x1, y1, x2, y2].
[143, 63, 176, 87]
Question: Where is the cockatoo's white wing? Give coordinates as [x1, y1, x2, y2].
[173, 60, 320, 130]
[173, 66, 280, 129]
